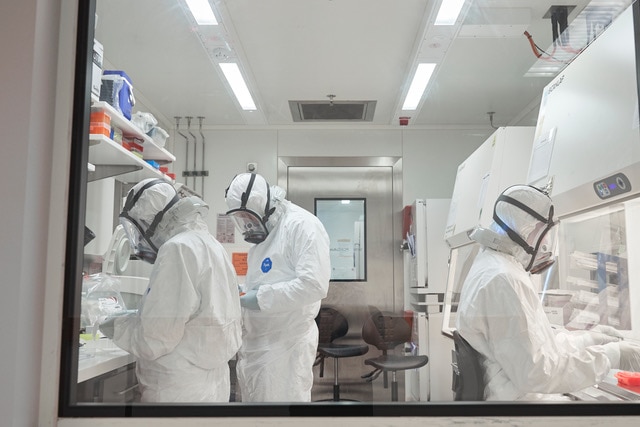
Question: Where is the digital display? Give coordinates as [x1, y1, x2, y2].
[593, 173, 631, 200]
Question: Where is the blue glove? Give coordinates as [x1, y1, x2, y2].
[240, 289, 260, 310]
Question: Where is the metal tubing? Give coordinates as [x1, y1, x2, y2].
[198, 116, 205, 199]
[174, 117, 189, 186]
[185, 117, 196, 191]
[333, 358, 340, 401]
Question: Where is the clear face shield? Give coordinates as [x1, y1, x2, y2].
[227, 209, 269, 244]
[525, 220, 558, 274]
[118, 178, 180, 264]
[119, 216, 159, 264]
[225, 173, 275, 244]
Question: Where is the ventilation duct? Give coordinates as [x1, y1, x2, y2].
[289, 100, 376, 122]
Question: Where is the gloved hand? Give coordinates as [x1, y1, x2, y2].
[584, 330, 622, 346]
[98, 310, 136, 339]
[98, 317, 116, 339]
[590, 325, 625, 340]
[240, 289, 260, 310]
[600, 341, 621, 369]
[618, 341, 640, 372]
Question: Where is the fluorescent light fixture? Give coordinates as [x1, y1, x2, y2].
[219, 63, 257, 110]
[402, 63, 436, 111]
[435, 0, 465, 25]
[185, 0, 218, 25]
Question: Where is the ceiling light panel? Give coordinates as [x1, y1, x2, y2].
[219, 63, 257, 110]
[435, 0, 466, 25]
[185, 0, 218, 25]
[402, 63, 437, 111]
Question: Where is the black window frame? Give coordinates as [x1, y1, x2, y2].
[58, 0, 640, 419]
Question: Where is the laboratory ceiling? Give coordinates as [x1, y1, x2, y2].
[94, 0, 632, 129]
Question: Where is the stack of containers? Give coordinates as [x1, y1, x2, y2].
[89, 111, 111, 137]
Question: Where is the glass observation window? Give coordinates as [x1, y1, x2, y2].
[58, 0, 640, 419]
[315, 198, 367, 281]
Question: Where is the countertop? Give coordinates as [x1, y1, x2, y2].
[78, 337, 135, 383]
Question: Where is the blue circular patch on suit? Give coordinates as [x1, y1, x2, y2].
[261, 257, 272, 273]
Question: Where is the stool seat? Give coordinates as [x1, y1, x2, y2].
[319, 343, 369, 359]
[364, 354, 428, 371]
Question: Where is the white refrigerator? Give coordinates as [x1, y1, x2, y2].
[403, 199, 453, 401]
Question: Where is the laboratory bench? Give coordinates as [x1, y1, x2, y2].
[569, 370, 640, 401]
[77, 337, 138, 403]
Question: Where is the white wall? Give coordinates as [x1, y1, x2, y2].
[167, 126, 488, 232]
[0, 0, 63, 426]
[402, 129, 491, 204]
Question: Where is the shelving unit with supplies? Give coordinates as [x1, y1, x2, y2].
[88, 100, 175, 183]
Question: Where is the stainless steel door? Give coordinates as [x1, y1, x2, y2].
[279, 156, 404, 401]
[283, 162, 399, 335]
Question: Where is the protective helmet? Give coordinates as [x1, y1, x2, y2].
[119, 178, 180, 263]
[225, 173, 276, 244]
[491, 185, 558, 274]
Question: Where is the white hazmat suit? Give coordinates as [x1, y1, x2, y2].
[105, 178, 242, 402]
[225, 173, 330, 402]
[457, 185, 640, 400]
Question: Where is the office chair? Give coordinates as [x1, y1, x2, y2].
[451, 329, 486, 401]
[361, 309, 428, 401]
[314, 306, 370, 401]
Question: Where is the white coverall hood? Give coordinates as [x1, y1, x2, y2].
[119, 178, 181, 263]
[472, 185, 558, 274]
[225, 173, 281, 243]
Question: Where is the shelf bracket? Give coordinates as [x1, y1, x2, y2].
[88, 164, 143, 182]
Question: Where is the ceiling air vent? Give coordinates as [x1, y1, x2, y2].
[289, 100, 376, 122]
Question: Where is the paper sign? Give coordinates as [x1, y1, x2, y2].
[232, 252, 248, 276]
[216, 214, 235, 243]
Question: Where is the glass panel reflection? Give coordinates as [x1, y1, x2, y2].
[315, 198, 366, 281]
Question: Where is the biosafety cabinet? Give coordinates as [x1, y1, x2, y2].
[444, 126, 535, 249]
[529, 3, 640, 340]
[441, 126, 536, 336]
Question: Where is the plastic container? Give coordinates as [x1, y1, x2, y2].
[100, 70, 135, 120]
[615, 370, 640, 386]
[145, 160, 160, 169]
[147, 127, 169, 147]
[89, 111, 111, 137]
[131, 111, 157, 133]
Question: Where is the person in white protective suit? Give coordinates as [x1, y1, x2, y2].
[99, 178, 242, 402]
[224, 173, 330, 402]
[456, 184, 640, 401]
